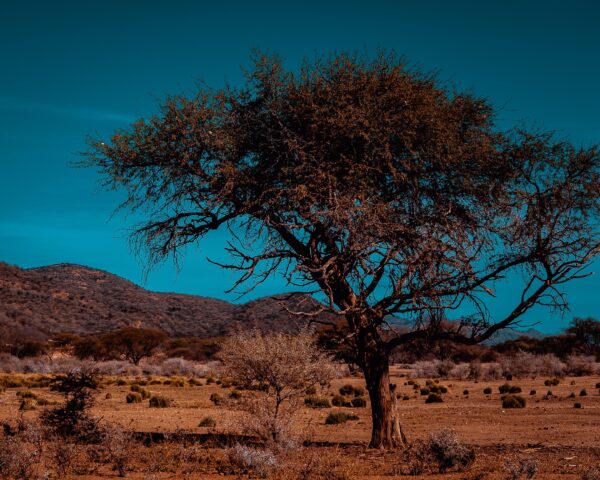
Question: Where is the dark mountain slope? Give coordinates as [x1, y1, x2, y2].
[0, 262, 327, 339]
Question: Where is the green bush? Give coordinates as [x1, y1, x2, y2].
[351, 397, 367, 408]
[545, 378, 560, 386]
[574, 402, 582, 409]
[198, 416, 216, 427]
[463, 389, 469, 396]
[580, 389, 588, 396]
[420, 388, 430, 396]
[483, 387, 492, 395]
[305, 386, 317, 395]
[331, 395, 346, 407]
[425, 393, 443, 403]
[325, 412, 359, 425]
[116, 379, 127, 386]
[304, 395, 331, 408]
[508, 386, 522, 394]
[126, 392, 142, 403]
[210, 393, 224, 405]
[149, 395, 171, 408]
[501, 394, 525, 408]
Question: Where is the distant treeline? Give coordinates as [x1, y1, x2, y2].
[318, 317, 600, 364]
[0, 327, 223, 364]
[1, 317, 598, 365]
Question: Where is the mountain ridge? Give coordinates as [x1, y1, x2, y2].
[0, 261, 546, 344]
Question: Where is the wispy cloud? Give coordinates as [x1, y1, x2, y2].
[0, 96, 136, 123]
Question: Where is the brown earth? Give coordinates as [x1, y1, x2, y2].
[1, 370, 598, 478]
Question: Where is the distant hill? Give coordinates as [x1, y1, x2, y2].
[0, 262, 331, 339]
[0, 261, 546, 343]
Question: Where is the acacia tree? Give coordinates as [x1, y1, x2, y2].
[86, 52, 599, 448]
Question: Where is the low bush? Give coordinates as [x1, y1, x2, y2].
[304, 395, 331, 408]
[408, 429, 475, 474]
[530, 389, 537, 395]
[502, 394, 526, 408]
[227, 444, 278, 478]
[351, 397, 367, 408]
[149, 395, 171, 408]
[209, 393, 224, 405]
[305, 385, 317, 395]
[420, 388, 430, 395]
[579, 389, 588, 396]
[499, 383, 511, 394]
[325, 412, 359, 424]
[509, 386, 522, 394]
[504, 458, 539, 480]
[545, 377, 560, 386]
[574, 402, 582, 409]
[130, 384, 150, 399]
[483, 387, 492, 395]
[425, 393, 443, 403]
[429, 384, 448, 394]
[126, 392, 142, 403]
[19, 398, 36, 410]
[198, 416, 217, 427]
[339, 384, 355, 396]
[229, 390, 242, 400]
[463, 389, 469, 395]
[353, 386, 365, 397]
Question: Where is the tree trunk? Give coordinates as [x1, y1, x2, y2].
[361, 348, 408, 449]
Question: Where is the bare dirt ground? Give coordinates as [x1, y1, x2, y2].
[0, 369, 598, 478]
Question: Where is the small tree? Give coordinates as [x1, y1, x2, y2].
[219, 330, 334, 445]
[40, 369, 100, 441]
[102, 327, 167, 365]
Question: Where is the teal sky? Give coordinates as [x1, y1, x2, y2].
[1, 0, 598, 333]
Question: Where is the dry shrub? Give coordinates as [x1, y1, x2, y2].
[325, 412, 359, 425]
[0, 419, 45, 480]
[499, 353, 565, 378]
[126, 392, 142, 403]
[305, 395, 332, 408]
[100, 423, 133, 477]
[504, 457, 539, 480]
[406, 429, 474, 474]
[564, 355, 598, 376]
[502, 395, 526, 409]
[227, 444, 278, 478]
[219, 330, 334, 447]
[198, 416, 216, 427]
[149, 394, 171, 408]
[412, 359, 456, 378]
